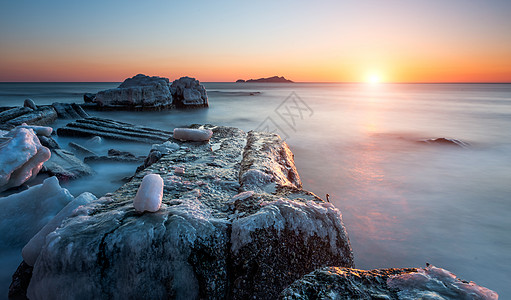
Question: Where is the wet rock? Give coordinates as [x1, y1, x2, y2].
[42, 149, 94, 181]
[94, 74, 173, 109]
[136, 150, 163, 172]
[6, 106, 57, 127]
[280, 265, 498, 299]
[57, 117, 171, 144]
[23, 99, 37, 110]
[170, 76, 208, 107]
[68, 142, 97, 157]
[20, 126, 352, 299]
[38, 136, 60, 150]
[419, 137, 469, 148]
[84, 154, 145, 163]
[0, 107, 33, 124]
[8, 261, 33, 300]
[83, 93, 96, 103]
[51, 102, 85, 119]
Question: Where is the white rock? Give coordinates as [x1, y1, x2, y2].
[133, 174, 164, 212]
[173, 128, 213, 142]
[170, 76, 208, 107]
[0, 177, 74, 250]
[0, 127, 51, 191]
[22, 192, 97, 266]
[19, 123, 53, 136]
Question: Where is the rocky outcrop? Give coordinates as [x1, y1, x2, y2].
[94, 74, 173, 109]
[419, 137, 470, 148]
[20, 127, 353, 299]
[5, 106, 57, 128]
[51, 102, 90, 119]
[239, 76, 294, 83]
[41, 149, 94, 181]
[280, 265, 498, 299]
[84, 149, 145, 163]
[57, 117, 172, 144]
[0, 126, 51, 192]
[170, 76, 208, 108]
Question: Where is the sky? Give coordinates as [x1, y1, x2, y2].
[1, 0, 511, 82]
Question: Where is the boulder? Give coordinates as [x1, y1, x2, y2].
[83, 93, 96, 103]
[0, 127, 51, 192]
[94, 74, 173, 109]
[23, 99, 37, 110]
[41, 149, 94, 181]
[20, 126, 353, 299]
[280, 265, 498, 299]
[170, 76, 208, 107]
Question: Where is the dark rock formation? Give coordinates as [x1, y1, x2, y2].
[83, 93, 96, 103]
[57, 117, 172, 144]
[84, 149, 145, 163]
[235, 79, 246, 83]
[51, 102, 90, 119]
[23, 99, 37, 110]
[20, 126, 353, 299]
[0, 107, 33, 124]
[41, 149, 94, 181]
[280, 265, 498, 299]
[93, 74, 173, 109]
[170, 76, 209, 108]
[8, 261, 33, 300]
[419, 138, 469, 148]
[68, 142, 98, 157]
[241, 76, 294, 83]
[38, 136, 60, 150]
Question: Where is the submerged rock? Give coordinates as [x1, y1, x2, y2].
[281, 265, 498, 299]
[21, 126, 353, 299]
[94, 74, 173, 109]
[51, 102, 89, 119]
[170, 76, 208, 107]
[57, 117, 171, 144]
[0, 127, 51, 192]
[41, 149, 94, 181]
[419, 137, 469, 148]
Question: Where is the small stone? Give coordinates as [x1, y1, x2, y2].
[24, 98, 37, 110]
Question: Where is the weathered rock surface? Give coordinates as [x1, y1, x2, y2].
[94, 74, 173, 109]
[0, 127, 51, 192]
[68, 142, 97, 157]
[170, 76, 208, 107]
[4, 106, 57, 128]
[57, 117, 172, 144]
[41, 149, 94, 181]
[280, 265, 498, 299]
[0, 107, 33, 124]
[84, 149, 145, 163]
[21, 127, 353, 299]
[51, 102, 90, 119]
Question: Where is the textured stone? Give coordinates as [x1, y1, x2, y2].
[170, 76, 208, 107]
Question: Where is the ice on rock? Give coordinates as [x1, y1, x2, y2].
[0, 127, 51, 191]
[173, 128, 213, 142]
[387, 264, 498, 300]
[0, 177, 74, 250]
[18, 123, 53, 137]
[231, 199, 349, 255]
[133, 174, 164, 212]
[22, 192, 97, 266]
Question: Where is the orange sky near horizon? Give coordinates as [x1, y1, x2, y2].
[1, 1, 510, 83]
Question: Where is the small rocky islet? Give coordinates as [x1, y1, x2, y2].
[1, 74, 496, 299]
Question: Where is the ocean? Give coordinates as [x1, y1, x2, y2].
[1, 82, 510, 298]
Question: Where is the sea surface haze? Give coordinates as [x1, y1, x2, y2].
[0, 82, 510, 298]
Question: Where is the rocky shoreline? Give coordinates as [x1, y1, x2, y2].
[0, 75, 497, 299]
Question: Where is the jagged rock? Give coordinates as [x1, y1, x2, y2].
[51, 102, 88, 119]
[8, 261, 33, 300]
[23, 99, 37, 110]
[57, 117, 171, 144]
[20, 126, 353, 299]
[6, 106, 57, 127]
[68, 142, 97, 157]
[0, 107, 33, 124]
[170, 76, 208, 107]
[83, 93, 96, 103]
[280, 265, 498, 299]
[0, 127, 51, 192]
[94, 74, 173, 109]
[419, 137, 469, 148]
[38, 136, 60, 150]
[42, 149, 94, 181]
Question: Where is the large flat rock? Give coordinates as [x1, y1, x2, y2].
[21, 126, 353, 299]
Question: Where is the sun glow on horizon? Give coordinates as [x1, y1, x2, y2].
[366, 72, 383, 84]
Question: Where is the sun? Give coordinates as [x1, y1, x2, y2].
[366, 73, 382, 84]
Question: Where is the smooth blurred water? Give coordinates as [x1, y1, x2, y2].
[1, 82, 510, 297]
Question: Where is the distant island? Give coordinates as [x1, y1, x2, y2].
[236, 76, 293, 83]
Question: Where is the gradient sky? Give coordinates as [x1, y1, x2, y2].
[1, 0, 510, 82]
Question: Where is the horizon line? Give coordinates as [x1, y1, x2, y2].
[1, 81, 511, 84]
